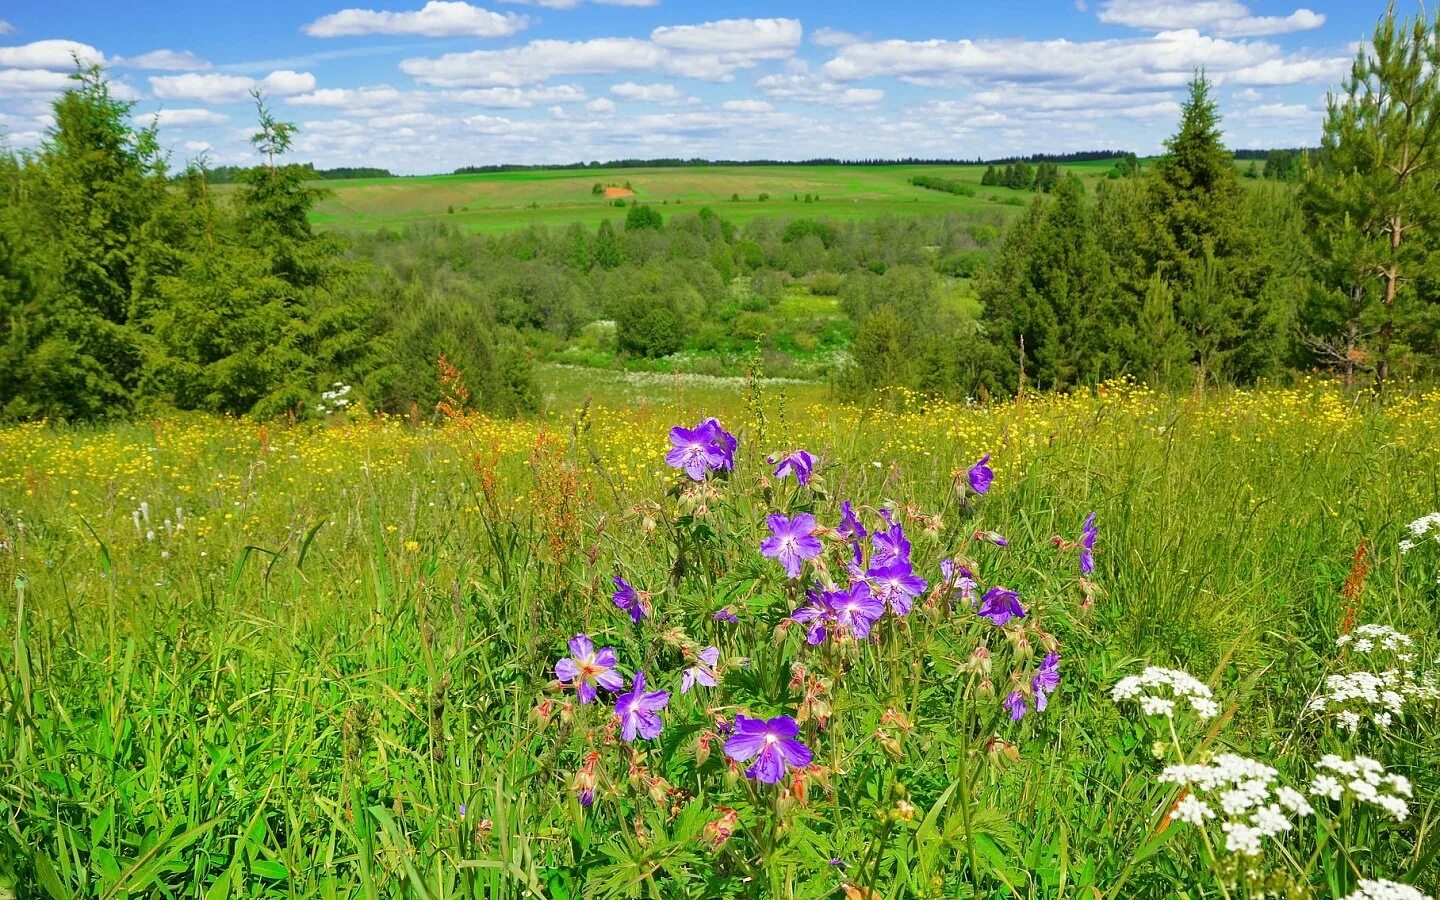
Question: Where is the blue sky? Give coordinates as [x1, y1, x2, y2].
[0, 1, 1388, 174]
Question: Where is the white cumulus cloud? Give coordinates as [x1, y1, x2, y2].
[445, 84, 587, 107]
[1096, 0, 1324, 38]
[722, 99, 773, 113]
[400, 18, 801, 87]
[610, 81, 684, 103]
[0, 68, 73, 95]
[150, 70, 316, 103]
[143, 107, 230, 126]
[303, 1, 528, 38]
[821, 29, 1342, 91]
[117, 49, 212, 71]
[0, 40, 105, 70]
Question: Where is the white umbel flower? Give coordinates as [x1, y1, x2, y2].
[1342, 879, 1433, 900]
[1309, 755, 1412, 821]
[1158, 754, 1311, 856]
[1112, 667, 1220, 720]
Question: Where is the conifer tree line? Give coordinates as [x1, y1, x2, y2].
[957, 5, 1440, 395]
[0, 68, 536, 420]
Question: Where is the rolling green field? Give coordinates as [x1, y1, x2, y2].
[308, 162, 1122, 233]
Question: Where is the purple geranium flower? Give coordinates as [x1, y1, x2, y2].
[1004, 690, 1028, 721]
[682, 647, 720, 693]
[977, 586, 1026, 627]
[614, 671, 669, 741]
[941, 559, 979, 604]
[771, 449, 816, 486]
[666, 418, 736, 481]
[1079, 512, 1097, 575]
[790, 591, 834, 645]
[612, 575, 649, 623]
[975, 530, 1009, 547]
[554, 633, 625, 704]
[699, 417, 737, 470]
[713, 608, 738, 623]
[870, 521, 912, 568]
[831, 582, 885, 639]
[760, 513, 823, 579]
[724, 714, 814, 784]
[836, 501, 867, 544]
[1032, 652, 1060, 712]
[867, 559, 928, 616]
[967, 454, 993, 495]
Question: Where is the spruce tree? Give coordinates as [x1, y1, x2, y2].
[17, 65, 168, 418]
[1147, 72, 1281, 383]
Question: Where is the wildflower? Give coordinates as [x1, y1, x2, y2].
[724, 714, 814, 784]
[712, 608, 738, 624]
[1309, 755, 1411, 821]
[1342, 880, 1433, 900]
[666, 418, 735, 481]
[1305, 668, 1426, 732]
[615, 671, 670, 742]
[836, 501, 867, 544]
[790, 591, 834, 645]
[612, 576, 650, 623]
[977, 586, 1025, 627]
[831, 582, 885, 638]
[940, 559, 979, 603]
[1172, 794, 1215, 826]
[1112, 667, 1219, 720]
[761, 513, 823, 579]
[771, 449, 816, 485]
[866, 559, 927, 616]
[870, 520, 912, 567]
[1159, 754, 1312, 856]
[682, 647, 720, 693]
[554, 634, 624, 704]
[1400, 512, 1440, 554]
[974, 530, 1009, 547]
[1032, 652, 1060, 712]
[1337, 623, 1416, 661]
[1079, 512, 1097, 575]
[1003, 690, 1028, 720]
[967, 453, 993, 495]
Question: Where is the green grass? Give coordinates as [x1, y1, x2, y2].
[307, 162, 1123, 234]
[2, 383, 1438, 897]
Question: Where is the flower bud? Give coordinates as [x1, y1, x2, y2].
[874, 728, 903, 759]
[1010, 632, 1034, 662]
[963, 646, 992, 677]
[894, 799, 917, 821]
[978, 678, 995, 699]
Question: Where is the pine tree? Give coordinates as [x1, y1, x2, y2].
[981, 164, 998, 186]
[1301, 3, 1440, 383]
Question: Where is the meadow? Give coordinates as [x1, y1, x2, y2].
[306, 163, 1121, 234]
[2, 379, 1439, 898]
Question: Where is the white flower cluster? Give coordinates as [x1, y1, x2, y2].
[1159, 754, 1313, 856]
[1112, 667, 1220, 720]
[1310, 755, 1412, 821]
[1342, 879, 1432, 900]
[317, 382, 352, 415]
[1399, 512, 1440, 554]
[1338, 624, 1416, 662]
[1306, 670, 1414, 733]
